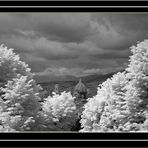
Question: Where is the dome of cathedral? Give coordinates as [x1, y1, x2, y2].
[74, 79, 87, 93]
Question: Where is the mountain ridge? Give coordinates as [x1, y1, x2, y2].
[36, 70, 124, 98]
[34, 71, 121, 84]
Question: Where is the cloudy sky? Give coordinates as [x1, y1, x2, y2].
[1, 13, 148, 78]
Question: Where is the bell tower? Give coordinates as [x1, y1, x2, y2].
[74, 79, 87, 101]
[54, 84, 59, 94]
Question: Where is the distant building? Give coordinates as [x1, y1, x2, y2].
[73, 79, 87, 101]
[54, 84, 59, 94]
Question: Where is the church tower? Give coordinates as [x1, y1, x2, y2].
[74, 79, 87, 101]
[54, 84, 59, 94]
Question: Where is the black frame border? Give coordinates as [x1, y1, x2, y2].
[0, 1, 148, 146]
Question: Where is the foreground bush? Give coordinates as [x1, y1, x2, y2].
[39, 91, 77, 131]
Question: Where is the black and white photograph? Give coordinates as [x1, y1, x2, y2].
[1, 10, 148, 133]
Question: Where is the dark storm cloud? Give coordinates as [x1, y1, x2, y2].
[0, 14, 31, 37]
[104, 14, 148, 31]
[27, 13, 93, 43]
[89, 13, 148, 50]
[0, 35, 79, 60]
[0, 13, 148, 76]
[1, 13, 148, 51]
[89, 49, 131, 60]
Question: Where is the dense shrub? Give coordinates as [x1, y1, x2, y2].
[39, 91, 77, 131]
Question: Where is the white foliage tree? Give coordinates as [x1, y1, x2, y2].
[80, 39, 148, 132]
[123, 40, 148, 131]
[40, 91, 77, 131]
[80, 72, 128, 132]
[0, 45, 42, 131]
[0, 44, 32, 83]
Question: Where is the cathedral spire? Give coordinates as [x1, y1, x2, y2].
[54, 84, 59, 94]
[74, 79, 87, 101]
[79, 78, 82, 83]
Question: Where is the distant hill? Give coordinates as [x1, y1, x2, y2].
[79, 72, 115, 83]
[34, 74, 78, 83]
[34, 71, 117, 84]
[36, 71, 121, 99]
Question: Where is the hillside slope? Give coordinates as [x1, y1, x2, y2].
[38, 72, 116, 99]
